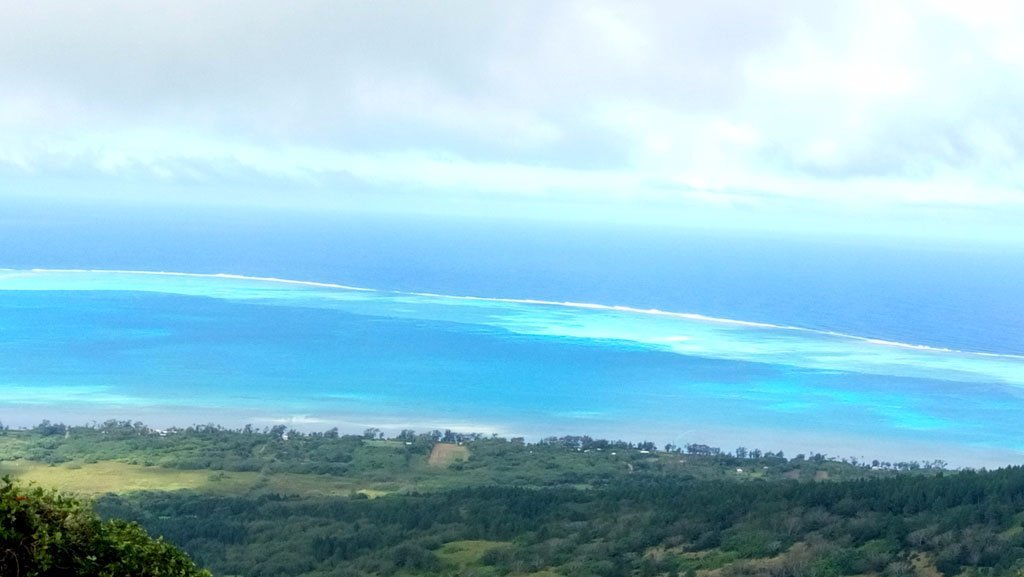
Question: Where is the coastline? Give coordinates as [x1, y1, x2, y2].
[3, 268, 1024, 469]
[2, 406, 1020, 469]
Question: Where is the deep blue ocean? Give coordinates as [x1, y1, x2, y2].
[2, 202, 1023, 466]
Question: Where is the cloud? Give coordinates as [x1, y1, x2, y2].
[1, 0, 1023, 238]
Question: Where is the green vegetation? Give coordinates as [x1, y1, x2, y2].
[92, 469, 1024, 577]
[0, 475, 209, 576]
[0, 420, 924, 491]
[2, 420, 1019, 577]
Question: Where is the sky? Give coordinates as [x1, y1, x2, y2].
[2, 0, 1024, 241]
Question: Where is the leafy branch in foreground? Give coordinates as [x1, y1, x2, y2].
[0, 475, 210, 577]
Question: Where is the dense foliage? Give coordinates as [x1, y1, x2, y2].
[0, 476, 210, 577]
[2, 421, 1016, 577]
[95, 468, 1024, 577]
[1, 420, 928, 489]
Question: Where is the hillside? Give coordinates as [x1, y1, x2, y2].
[2, 421, 1020, 577]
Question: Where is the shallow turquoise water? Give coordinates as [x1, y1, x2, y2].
[2, 269, 1023, 466]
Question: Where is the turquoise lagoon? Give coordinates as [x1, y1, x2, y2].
[2, 269, 1024, 467]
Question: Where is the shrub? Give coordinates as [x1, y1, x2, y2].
[0, 476, 210, 576]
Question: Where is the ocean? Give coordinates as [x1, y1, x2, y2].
[1, 204, 1023, 466]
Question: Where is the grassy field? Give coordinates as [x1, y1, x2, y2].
[428, 442, 470, 467]
[0, 459, 399, 498]
[436, 540, 510, 567]
[0, 460, 219, 494]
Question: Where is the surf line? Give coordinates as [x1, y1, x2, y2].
[21, 268, 376, 292]
[11, 268, 1024, 361]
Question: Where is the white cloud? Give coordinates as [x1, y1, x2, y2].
[1, 0, 1023, 239]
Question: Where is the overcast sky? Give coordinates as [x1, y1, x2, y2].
[2, 1, 1024, 241]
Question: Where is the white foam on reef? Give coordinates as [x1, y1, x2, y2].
[405, 291, 1024, 360]
[18, 268, 376, 292]
[6, 268, 1023, 361]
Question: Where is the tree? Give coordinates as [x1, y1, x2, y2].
[33, 420, 67, 436]
[0, 476, 210, 576]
